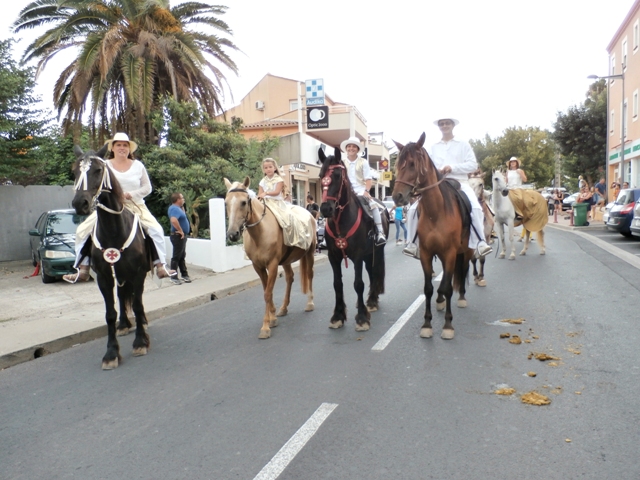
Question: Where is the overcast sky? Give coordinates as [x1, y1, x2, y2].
[2, 0, 635, 147]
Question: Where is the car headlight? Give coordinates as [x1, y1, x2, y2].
[44, 250, 75, 259]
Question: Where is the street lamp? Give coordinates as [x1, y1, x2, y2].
[588, 72, 625, 186]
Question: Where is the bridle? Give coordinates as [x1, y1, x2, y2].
[321, 163, 362, 267]
[227, 188, 266, 231]
[394, 147, 447, 196]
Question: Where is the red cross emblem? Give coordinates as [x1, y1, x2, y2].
[103, 248, 121, 264]
[335, 238, 348, 250]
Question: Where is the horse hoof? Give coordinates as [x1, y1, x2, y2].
[519, 251, 526, 256]
[329, 320, 344, 329]
[509, 254, 516, 260]
[269, 318, 278, 328]
[441, 329, 455, 340]
[102, 358, 118, 370]
[476, 279, 487, 287]
[499, 253, 506, 259]
[259, 329, 271, 339]
[540, 251, 546, 255]
[366, 305, 378, 312]
[355, 323, 370, 331]
[132, 347, 147, 356]
[436, 301, 445, 311]
[457, 299, 467, 308]
[420, 328, 433, 338]
[116, 328, 130, 337]
[304, 303, 315, 312]
[276, 309, 287, 317]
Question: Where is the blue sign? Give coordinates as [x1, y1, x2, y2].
[305, 79, 324, 106]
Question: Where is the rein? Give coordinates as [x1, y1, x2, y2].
[228, 188, 267, 230]
[321, 164, 362, 267]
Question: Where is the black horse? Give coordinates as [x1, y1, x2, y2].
[318, 147, 389, 331]
[71, 145, 153, 369]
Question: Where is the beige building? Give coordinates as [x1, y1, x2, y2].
[218, 74, 391, 205]
[607, 0, 640, 188]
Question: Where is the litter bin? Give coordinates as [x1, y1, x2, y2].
[572, 202, 589, 226]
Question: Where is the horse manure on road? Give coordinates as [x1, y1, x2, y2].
[501, 318, 525, 324]
[521, 391, 551, 405]
[508, 335, 523, 344]
[528, 352, 560, 361]
[527, 371, 537, 377]
[495, 387, 516, 396]
[499, 332, 511, 338]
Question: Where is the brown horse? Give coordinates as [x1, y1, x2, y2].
[392, 133, 474, 340]
[224, 177, 315, 339]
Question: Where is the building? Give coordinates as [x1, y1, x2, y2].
[607, 0, 640, 188]
[217, 74, 391, 205]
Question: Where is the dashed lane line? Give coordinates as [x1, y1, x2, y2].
[371, 295, 426, 352]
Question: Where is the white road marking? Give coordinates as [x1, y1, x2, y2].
[253, 403, 338, 480]
[371, 295, 426, 352]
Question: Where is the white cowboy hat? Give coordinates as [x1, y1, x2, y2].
[340, 136, 364, 153]
[433, 117, 460, 126]
[105, 132, 138, 154]
[506, 156, 521, 168]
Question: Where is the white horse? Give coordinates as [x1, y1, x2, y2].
[492, 170, 546, 259]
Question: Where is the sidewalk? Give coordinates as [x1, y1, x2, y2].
[0, 254, 327, 370]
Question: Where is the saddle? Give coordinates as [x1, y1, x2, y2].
[356, 195, 385, 221]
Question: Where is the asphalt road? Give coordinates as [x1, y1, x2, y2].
[2, 227, 639, 479]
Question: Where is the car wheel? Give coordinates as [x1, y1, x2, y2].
[40, 260, 56, 284]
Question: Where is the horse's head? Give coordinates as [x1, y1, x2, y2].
[318, 146, 351, 219]
[468, 176, 485, 202]
[71, 144, 111, 215]
[224, 176, 253, 242]
[391, 132, 429, 206]
[492, 169, 509, 197]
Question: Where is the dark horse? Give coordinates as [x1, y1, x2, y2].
[392, 133, 474, 340]
[71, 145, 153, 369]
[318, 147, 389, 331]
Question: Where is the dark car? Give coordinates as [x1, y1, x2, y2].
[629, 198, 640, 239]
[29, 209, 87, 283]
[562, 192, 579, 211]
[605, 188, 640, 237]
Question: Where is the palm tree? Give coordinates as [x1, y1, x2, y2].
[13, 0, 239, 144]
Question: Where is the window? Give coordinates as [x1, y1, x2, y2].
[611, 110, 615, 135]
[634, 90, 639, 120]
[622, 100, 628, 138]
[622, 38, 628, 68]
[634, 20, 639, 51]
[289, 100, 298, 111]
[610, 54, 616, 82]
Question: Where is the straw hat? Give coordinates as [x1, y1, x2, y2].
[104, 132, 138, 154]
[506, 156, 521, 168]
[433, 117, 460, 126]
[340, 136, 364, 153]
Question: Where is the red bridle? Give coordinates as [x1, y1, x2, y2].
[321, 163, 362, 267]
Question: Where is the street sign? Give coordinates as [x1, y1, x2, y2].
[382, 171, 393, 181]
[305, 79, 325, 106]
[307, 106, 329, 129]
[380, 159, 389, 171]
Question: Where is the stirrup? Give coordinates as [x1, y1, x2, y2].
[156, 264, 177, 279]
[63, 267, 90, 284]
[375, 233, 386, 246]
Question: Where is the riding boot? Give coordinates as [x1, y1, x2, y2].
[63, 265, 91, 284]
[155, 263, 177, 279]
[375, 224, 386, 245]
[402, 243, 420, 259]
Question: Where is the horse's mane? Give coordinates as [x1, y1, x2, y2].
[104, 161, 125, 204]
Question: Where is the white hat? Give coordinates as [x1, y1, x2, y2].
[340, 136, 364, 153]
[105, 132, 138, 154]
[506, 156, 521, 168]
[433, 117, 460, 126]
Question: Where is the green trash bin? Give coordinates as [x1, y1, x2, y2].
[572, 202, 589, 226]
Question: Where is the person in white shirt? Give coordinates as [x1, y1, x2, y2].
[340, 136, 386, 245]
[506, 156, 526, 187]
[403, 117, 492, 259]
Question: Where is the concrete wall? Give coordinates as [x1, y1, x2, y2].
[0, 185, 75, 262]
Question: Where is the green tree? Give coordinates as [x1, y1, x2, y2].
[470, 126, 556, 189]
[0, 39, 52, 185]
[143, 97, 279, 237]
[553, 80, 607, 187]
[13, 0, 239, 144]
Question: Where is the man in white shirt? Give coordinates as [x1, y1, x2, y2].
[340, 136, 386, 245]
[403, 117, 492, 259]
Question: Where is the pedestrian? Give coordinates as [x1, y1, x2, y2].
[63, 132, 176, 283]
[168, 192, 191, 285]
[622, 181, 630, 189]
[394, 204, 407, 245]
[593, 177, 606, 214]
[554, 188, 563, 215]
[340, 136, 386, 245]
[547, 190, 555, 216]
[403, 116, 492, 259]
[578, 175, 586, 190]
[306, 194, 320, 219]
[610, 181, 620, 202]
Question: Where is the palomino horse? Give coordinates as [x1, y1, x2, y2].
[392, 133, 473, 340]
[224, 177, 315, 339]
[492, 170, 547, 259]
[468, 175, 494, 287]
[318, 147, 388, 331]
[71, 145, 153, 369]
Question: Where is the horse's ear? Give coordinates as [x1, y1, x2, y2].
[97, 144, 109, 158]
[243, 176, 251, 189]
[417, 133, 426, 148]
[318, 148, 326, 163]
[224, 178, 232, 190]
[73, 145, 84, 158]
[334, 146, 341, 161]
[393, 140, 405, 151]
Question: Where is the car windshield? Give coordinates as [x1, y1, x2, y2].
[615, 190, 636, 205]
[46, 213, 85, 235]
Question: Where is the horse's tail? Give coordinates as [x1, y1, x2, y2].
[299, 243, 315, 294]
[453, 252, 469, 293]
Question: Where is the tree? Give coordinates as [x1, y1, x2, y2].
[0, 39, 52, 185]
[143, 97, 279, 237]
[553, 80, 607, 187]
[13, 0, 239, 145]
[470, 126, 556, 189]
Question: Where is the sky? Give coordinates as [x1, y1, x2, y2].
[2, 0, 636, 148]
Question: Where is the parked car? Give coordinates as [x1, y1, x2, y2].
[630, 199, 640, 239]
[29, 209, 87, 283]
[605, 188, 640, 237]
[383, 200, 396, 222]
[562, 193, 579, 211]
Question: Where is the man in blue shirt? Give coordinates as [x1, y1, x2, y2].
[168, 192, 191, 284]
